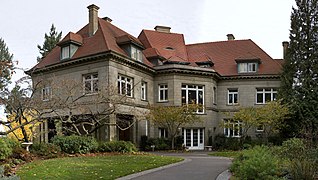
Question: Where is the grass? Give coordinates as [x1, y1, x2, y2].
[17, 154, 183, 180]
[208, 151, 241, 158]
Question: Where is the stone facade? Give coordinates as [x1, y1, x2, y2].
[27, 4, 283, 150]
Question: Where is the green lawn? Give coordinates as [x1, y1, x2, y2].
[17, 154, 183, 180]
[208, 151, 241, 158]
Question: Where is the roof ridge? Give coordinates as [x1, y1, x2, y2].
[98, 19, 110, 51]
[142, 29, 184, 36]
[186, 39, 252, 46]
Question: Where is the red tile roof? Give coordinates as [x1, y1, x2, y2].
[32, 18, 151, 70]
[186, 40, 283, 76]
[31, 16, 282, 77]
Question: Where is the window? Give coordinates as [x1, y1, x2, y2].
[238, 62, 257, 73]
[224, 120, 242, 138]
[256, 125, 264, 132]
[61, 44, 78, 60]
[42, 86, 52, 101]
[181, 84, 204, 113]
[256, 88, 277, 104]
[131, 46, 143, 62]
[141, 81, 147, 100]
[118, 75, 133, 97]
[228, 89, 238, 105]
[61, 46, 70, 60]
[158, 128, 168, 138]
[83, 73, 98, 94]
[158, 84, 168, 102]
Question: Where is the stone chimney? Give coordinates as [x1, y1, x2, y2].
[227, 34, 235, 41]
[88, 4, 99, 37]
[282, 41, 289, 59]
[154, 26, 171, 33]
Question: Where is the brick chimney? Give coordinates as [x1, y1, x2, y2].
[227, 34, 235, 41]
[88, 4, 99, 37]
[282, 41, 289, 59]
[154, 26, 171, 33]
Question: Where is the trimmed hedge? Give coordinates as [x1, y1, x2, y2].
[30, 143, 61, 158]
[98, 141, 137, 153]
[52, 135, 98, 154]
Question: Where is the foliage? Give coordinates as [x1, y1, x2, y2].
[147, 104, 201, 149]
[37, 24, 62, 61]
[0, 37, 14, 91]
[30, 143, 61, 158]
[232, 100, 289, 141]
[279, 0, 318, 141]
[51, 135, 98, 154]
[1, 84, 40, 140]
[230, 146, 283, 180]
[274, 138, 317, 179]
[213, 134, 243, 151]
[0, 138, 13, 160]
[98, 141, 137, 153]
[17, 155, 183, 180]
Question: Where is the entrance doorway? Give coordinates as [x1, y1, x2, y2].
[183, 128, 204, 150]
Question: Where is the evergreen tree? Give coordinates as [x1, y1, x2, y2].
[0, 38, 14, 91]
[37, 24, 62, 62]
[279, 0, 318, 140]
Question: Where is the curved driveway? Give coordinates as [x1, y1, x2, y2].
[118, 152, 232, 180]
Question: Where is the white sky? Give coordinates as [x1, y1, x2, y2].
[0, 0, 295, 118]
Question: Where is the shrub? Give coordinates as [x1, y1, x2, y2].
[274, 138, 317, 179]
[213, 134, 242, 151]
[10, 147, 33, 162]
[30, 143, 61, 158]
[0, 138, 13, 160]
[98, 141, 137, 153]
[0, 166, 20, 180]
[52, 135, 98, 154]
[145, 138, 170, 151]
[230, 146, 283, 179]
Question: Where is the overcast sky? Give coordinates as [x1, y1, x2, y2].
[0, 0, 295, 120]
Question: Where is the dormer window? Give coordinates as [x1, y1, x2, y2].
[57, 32, 83, 60]
[195, 61, 214, 68]
[235, 57, 261, 73]
[131, 46, 143, 62]
[238, 62, 258, 73]
[61, 44, 79, 60]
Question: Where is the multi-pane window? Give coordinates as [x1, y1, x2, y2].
[42, 86, 52, 101]
[118, 75, 133, 97]
[256, 125, 264, 132]
[83, 73, 98, 94]
[131, 46, 143, 62]
[228, 89, 238, 105]
[224, 119, 242, 138]
[141, 81, 147, 100]
[158, 128, 168, 138]
[256, 88, 277, 104]
[238, 62, 257, 73]
[158, 84, 168, 102]
[181, 84, 204, 113]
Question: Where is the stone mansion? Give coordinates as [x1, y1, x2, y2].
[26, 4, 284, 150]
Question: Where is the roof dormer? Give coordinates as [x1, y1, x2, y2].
[116, 34, 144, 62]
[57, 32, 83, 60]
[235, 55, 261, 73]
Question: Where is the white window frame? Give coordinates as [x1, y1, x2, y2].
[256, 125, 265, 132]
[131, 46, 143, 62]
[181, 84, 205, 114]
[158, 84, 168, 102]
[118, 75, 133, 97]
[83, 73, 99, 95]
[158, 128, 168, 138]
[61, 46, 70, 60]
[42, 86, 52, 101]
[141, 81, 147, 100]
[238, 62, 257, 73]
[256, 88, 277, 104]
[227, 89, 238, 105]
[224, 119, 242, 138]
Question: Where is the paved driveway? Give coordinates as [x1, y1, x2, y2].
[118, 152, 232, 180]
